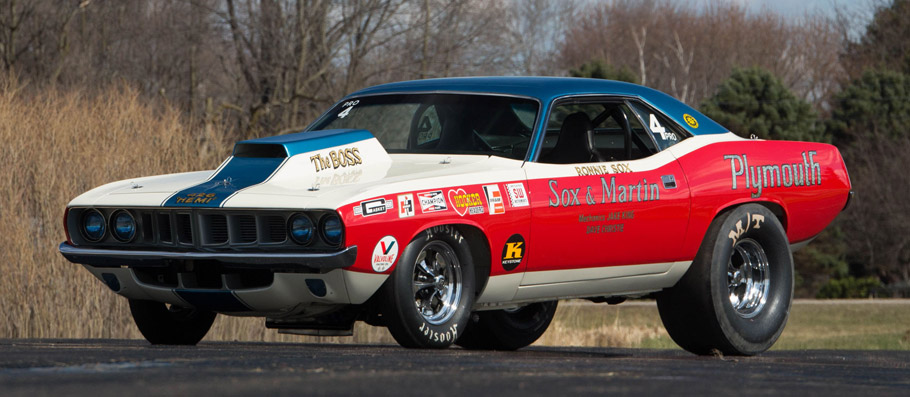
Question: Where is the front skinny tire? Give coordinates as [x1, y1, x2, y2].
[382, 226, 475, 349]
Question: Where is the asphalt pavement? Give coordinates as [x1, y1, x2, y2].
[0, 339, 908, 396]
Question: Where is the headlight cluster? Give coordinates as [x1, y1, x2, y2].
[81, 210, 106, 242]
[287, 213, 344, 247]
[80, 209, 137, 243]
[75, 208, 343, 248]
[111, 210, 137, 242]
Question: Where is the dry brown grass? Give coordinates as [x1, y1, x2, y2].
[0, 78, 407, 343]
[0, 79, 228, 339]
[534, 303, 672, 348]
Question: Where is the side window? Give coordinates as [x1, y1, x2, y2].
[539, 100, 658, 164]
[591, 103, 656, 161]
[413, 105, 442, 146]
[627, 101, 685, 150]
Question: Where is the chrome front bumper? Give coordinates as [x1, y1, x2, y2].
[58, 242, 357, 272]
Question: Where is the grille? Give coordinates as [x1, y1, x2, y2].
[206, 214, 228, 244]
[157, 213, 172, 242]
[237, 215, 257, 243]
[263, 216, 286, 243]
[176, 213, 193, 244]
[72, 208, 339, 251]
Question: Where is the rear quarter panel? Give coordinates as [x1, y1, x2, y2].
[675, 137, 851, 259]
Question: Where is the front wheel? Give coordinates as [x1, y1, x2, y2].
[129, 299, 216, 345]
[456, 301, 558, 351]
[381, 226, 475, 349]
[656, 204, 793, 356]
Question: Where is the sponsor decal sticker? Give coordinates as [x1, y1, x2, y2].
[501, 234, 525, 271]
[448, 188, 484, 216]
[482, 184, 505, 215]
[505, 183, 529, 207]
[417, 190, 447, 213]
[353, 198, 393, 216]
[683, 113, 699, 129]
[397, 194, 415, 218]
[371, 235, 398, 272]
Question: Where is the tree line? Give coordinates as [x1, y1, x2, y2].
[1, 0, 907, 296]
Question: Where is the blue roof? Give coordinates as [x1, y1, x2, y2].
[347, 77, 728, 136]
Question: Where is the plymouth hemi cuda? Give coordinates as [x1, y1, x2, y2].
[60, 77, 851, 355]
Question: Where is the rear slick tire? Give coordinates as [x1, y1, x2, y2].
[129, 299, 216, 345]
[656, 204, 793, 356]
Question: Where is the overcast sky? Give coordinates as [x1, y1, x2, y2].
[726, 0, 874, 18]
[676, 0, 877, 37]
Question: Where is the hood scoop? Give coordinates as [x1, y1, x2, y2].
[233, 129, 375, 158]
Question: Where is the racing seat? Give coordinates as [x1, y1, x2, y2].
[541, 112, 596, 164]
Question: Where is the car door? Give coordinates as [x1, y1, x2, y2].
[521, 97, 691, 285]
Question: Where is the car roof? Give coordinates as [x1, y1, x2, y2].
[347, 76, 729, 136]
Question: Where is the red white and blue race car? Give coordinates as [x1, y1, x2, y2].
[60, 77, 852, 355]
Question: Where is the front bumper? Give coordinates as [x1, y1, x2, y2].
[59, 242, 357, 272]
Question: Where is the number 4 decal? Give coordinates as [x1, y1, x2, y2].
[649, 114, 678, 141]
[337, 106, 353, 119]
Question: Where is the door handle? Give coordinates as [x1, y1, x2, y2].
[661, 175, 677, 189]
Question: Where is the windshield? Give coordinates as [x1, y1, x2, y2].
[308, 93, 539, 160]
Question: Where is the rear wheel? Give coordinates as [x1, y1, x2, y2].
[382, 226, 475, 349]
[656, 204, 793, 355]
[129, 299, 216, 345]
[456, 301, 558, 350]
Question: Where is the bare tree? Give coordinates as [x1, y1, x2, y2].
[557, 0, 846, 109]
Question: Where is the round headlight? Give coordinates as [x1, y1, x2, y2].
[320, 214, 344, 246]
[288, 213, 315, 245]
[82, 210, 106, 242]
[110, 210, 136, 242]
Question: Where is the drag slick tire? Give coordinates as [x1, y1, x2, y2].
[382, 226, 475, 349]
[456, 301, 558, 351]
[656, 204, 793, 356]
[129, 299, 217, 345]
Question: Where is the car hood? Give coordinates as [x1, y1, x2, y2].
[69, 129, 524, 210]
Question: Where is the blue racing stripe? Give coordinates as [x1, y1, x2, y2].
[163, 157, 285, 208]
[163, 129, 374, 208]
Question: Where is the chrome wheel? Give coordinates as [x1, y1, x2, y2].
[412, 241, 462, 325]
[727, 238, 770, 318]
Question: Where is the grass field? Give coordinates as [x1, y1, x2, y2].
[201, 300, 910, 351]
[535, 300, 910, 350]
